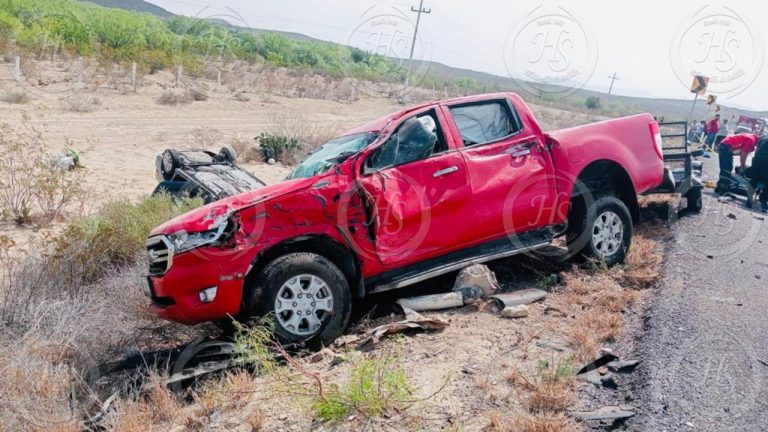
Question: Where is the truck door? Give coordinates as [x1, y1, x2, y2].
[444, 99, 558, 241]
[357, 108, 471, 267]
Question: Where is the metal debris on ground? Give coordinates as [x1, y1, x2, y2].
[333, 307, 448, 349]
[569, 405, 636, 421]
[491, 289, 547, 309]
[575, 353, 640, 389]
[395, 292, 464, 312]
[452, 264, 499, 299]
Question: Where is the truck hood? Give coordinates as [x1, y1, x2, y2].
[149, 176, 318, 236]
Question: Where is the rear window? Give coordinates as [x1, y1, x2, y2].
[449, 101, 520, 146]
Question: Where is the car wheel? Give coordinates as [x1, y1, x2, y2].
[219, 145, 238, 164]
[567, 195, 632, 266]
[160, 149, 181, 181]
[249, 253, 351, 347]
[685, 186, 703, 213]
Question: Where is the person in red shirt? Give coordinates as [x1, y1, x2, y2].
[705, 114, 720, 147]
[716, 133, 759, 204]
[720, 133, 758, 172]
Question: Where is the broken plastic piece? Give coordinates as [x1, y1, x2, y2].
[333, 307, 448, 348]
[500, 305, 529, 318]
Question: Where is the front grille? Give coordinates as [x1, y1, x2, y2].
[146, 236, 173, 275]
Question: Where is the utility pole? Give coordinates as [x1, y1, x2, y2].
[607, 72, 620, 95]
[401, 0, 430, 102]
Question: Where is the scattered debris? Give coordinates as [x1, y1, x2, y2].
[535, 340, 567, 352]
[491, 289, 547, 309]
[727, 213, 738, 220]
[452, 264, 499, 299]
[758, 359, 768, 368]
[755, 215, 766, 221]
[395, 292, 464, 312]
[500, 304, 529, 318]
[333, 307, 448, 348]
[543, 306, 567, 317]
[569, 405, 636, 421]
[574, 354, 640, 389]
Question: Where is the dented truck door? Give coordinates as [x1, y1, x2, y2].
[444, 98, 558, 240]
[357, 108, 472, 267]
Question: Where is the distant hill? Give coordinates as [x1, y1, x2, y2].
[81, 0, 174, 18]
[82, 0, 766, 120]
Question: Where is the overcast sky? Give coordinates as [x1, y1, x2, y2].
[147, 0, 768, 111]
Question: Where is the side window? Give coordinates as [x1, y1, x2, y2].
[449, 101, 521, 146]
[365, 111, 446, 172]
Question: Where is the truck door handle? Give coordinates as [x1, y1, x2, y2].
[505, 141, 537, 158]
[433, 166, 459, 178]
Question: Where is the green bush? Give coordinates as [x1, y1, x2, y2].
[256, 132, 301, 163]
[313, 354, 414, 422]
[585, 96, 602, 110]
[53, 193, 202, 282]
[0, 0, 396, 81]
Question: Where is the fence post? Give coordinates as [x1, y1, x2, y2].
[131, 62, 137, 87]
[14, 55, 20, 81]
[443, 84, 448, 98]
[176, 65, 183, 87]
[77, 56, 83, 84]
[217, 70, 222, 87]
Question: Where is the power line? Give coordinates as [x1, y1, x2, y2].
[402, 0, 431, 101]
[608, 72, 620, 95]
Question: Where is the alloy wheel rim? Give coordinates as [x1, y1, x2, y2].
[274, 274, 333, 336]
[592, 210, 624, 258]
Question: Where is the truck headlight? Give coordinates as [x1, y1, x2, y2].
[167, 210, 236, 253]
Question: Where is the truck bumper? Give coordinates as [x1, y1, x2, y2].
[145, 248, 247, 325]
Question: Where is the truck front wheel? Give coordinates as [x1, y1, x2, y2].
[567, 195, 633, 266]
[249, 253, 351, 347]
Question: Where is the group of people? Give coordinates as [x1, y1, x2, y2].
[713, 129, 768, 210]
[689, 114, 730, 148]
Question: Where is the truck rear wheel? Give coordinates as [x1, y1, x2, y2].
[248, 253, 351, 347]
[567, 195, 632, 266]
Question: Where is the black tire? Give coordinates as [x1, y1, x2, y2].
[566, 195, 633, 266]
[219, 145, 238, 164]
[685, 186, 703, 213]
[160, 149, 181, 181]
[247, 253, 351, 347]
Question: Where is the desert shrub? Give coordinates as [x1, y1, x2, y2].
[255, 132, 300, 164]
[60, 94, 102, 112]
[313, 353, 414, 422]
[188, 87, 208, 101]
[157, 89, 192, 106]
[585, 96, 602, 110]
[1, 90, 30, 104]
[53, 193, 203, 282]
[0, 117, 85, 224]
[230, 135, 260, 162]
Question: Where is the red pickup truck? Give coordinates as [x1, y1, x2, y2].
[144, 93, 664, 344]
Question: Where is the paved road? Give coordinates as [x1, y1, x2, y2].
[626, 156, 768, 431]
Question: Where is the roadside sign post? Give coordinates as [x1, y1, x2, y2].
[688, 75, 709, 123]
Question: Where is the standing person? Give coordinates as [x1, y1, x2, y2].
[715, 119, 729, 145]
[692, 120, 705, 143]
[744, 138, 768, 211]
[705, 114, 720, 148]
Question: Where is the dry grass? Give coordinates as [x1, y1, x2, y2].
[230, 135, 260, 162]
[60, 94, 102, 113]
[156, 89, 193, 106]
[2, 90, 30, 104]
[265, 111, 343, 164]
